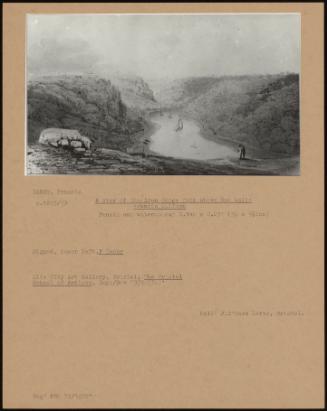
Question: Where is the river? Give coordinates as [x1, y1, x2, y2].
[149, 113, 237, 160]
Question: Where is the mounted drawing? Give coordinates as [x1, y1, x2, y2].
[26, 13, 300, 175]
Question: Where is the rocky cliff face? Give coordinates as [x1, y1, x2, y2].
[108, 75, 159, 113]
[27, 74, 147, 151]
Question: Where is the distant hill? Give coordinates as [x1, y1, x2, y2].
[27, 74, 152, 150]
[156, 74, 299, 156]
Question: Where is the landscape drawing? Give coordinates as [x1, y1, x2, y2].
[26, 14, 300, 175]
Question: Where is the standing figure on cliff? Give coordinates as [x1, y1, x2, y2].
[238, 144, 246, 160]
[142, 137, 151, 157]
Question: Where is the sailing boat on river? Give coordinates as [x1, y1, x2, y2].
[175, 117, 183, 132]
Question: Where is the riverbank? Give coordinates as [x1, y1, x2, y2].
[126, 115, 161, 155]
[169, 112, 300, 174]
[195, 118, 298, 160]
[25, 107, 299, 176]
[26, 143, 297, 175]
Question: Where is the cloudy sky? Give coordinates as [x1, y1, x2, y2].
[27, 14, 300, 80]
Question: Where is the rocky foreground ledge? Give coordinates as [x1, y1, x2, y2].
[26, 144, 299, 176]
